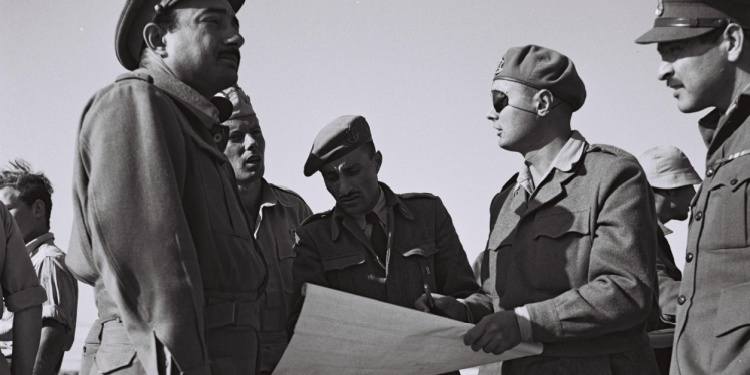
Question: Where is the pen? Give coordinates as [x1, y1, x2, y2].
[424, 283, 438, 314]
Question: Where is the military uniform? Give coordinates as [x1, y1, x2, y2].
[69, 67, 267, 375]
[636, 1, 750, 373]
[292, 183, 480, 315]
[253, 181, 312, 373]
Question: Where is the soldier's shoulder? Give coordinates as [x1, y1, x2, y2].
[399, 192, 438, 201]
[586, 143, 639, 165]
[269, 183, 308, 206]
[299, 209, 333, 227]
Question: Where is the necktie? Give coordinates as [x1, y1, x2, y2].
[365, 212, 388, 263]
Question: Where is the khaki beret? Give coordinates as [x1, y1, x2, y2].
[493, 45, 586, 112]
[636, 0, 750, 44]
[639, 146, 702, 189]
[304, 115, 373, 177]
[115, 0, 245, 70]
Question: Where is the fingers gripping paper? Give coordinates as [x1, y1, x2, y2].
[273, 284, 543, 374]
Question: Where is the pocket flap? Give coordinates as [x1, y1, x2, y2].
[401, 241, 439, 257]
[534, 209, 590, 239]
[321, 253, 366, 271]
[714, 281, 750, 337]
[277, 239, 296, 260]
[95, 344, 137, 373]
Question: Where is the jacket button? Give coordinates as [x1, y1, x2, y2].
[213, 133, 222, 142]
[686, 253, 694, 262]
[678, 295, 687, 305]
[694, 211, 703, 221]
[731, 178, 738, 185]
[706, 168, 714, 177]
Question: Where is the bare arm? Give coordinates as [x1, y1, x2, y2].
[32, 320, 66, 375]
[10, 305, 41, 375]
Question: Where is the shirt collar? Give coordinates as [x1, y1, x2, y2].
[515, 130, 587, 195]
[25, 232, 54, 256]
[138, 67, 220, 124]
[657, 220, 673, 236]
[330, 182, 413, 240]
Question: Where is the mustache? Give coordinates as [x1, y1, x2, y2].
[667, 78, 683, 89]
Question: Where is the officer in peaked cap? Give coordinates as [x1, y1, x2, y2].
[636, 1, 750, 374]
[291, 116, 484, 375]
[69, 0, 268, 374]
[461, 45, 659, 375]
[218, 86, 313, 375]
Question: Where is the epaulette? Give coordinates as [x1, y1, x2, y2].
[269, 183, 306, 202]
[115, 72, 154, 84]
[501, 172, 519, 192]
[300, 210, 332, 226]
[400, 192, 438, 200]
[587, 143, 633, 158]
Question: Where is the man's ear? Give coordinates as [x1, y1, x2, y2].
[143, 22, 168, 57]
[374, 151, 383, 173]
[31, 199, 45, 220]
[535, 89, 554, 116]
[725, 23, 745, 62]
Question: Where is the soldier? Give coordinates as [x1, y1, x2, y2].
[456, 45, 659, 374]
[290, 116, 484, 375]
[636, 1, 750, 373]
[68, 0, 267, 374]
[638, 146, 701, 375]
[0, 160, 78, 375]
[218, 86, 312, 374]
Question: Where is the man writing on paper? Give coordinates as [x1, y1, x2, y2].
[449, 45, 659, 374]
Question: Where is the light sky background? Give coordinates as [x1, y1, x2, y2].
[1, 0, 709, 371]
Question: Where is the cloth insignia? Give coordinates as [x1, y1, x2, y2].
[656, 0, 664, 16]
[346, 127, 359, 143]
[494, 57, 505, 76]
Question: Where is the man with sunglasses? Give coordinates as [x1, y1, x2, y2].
[636, 1, 750, 373]
[455, 45, 659, 374]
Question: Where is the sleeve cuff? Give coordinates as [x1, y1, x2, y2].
[5, 285, 47, 313]
[514, 305, 534, 342]
[42, 305, 73, 330]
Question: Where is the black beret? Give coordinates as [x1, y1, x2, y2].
[115, 0, 245, 70]
[493, 45, 586, 112]
[636, 0, 750, 44]
[304, 115, 373, 177]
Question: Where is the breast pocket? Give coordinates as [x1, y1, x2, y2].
[196, 154, 251, 239]
[320, 253, 367, 292]
[276, 238, 296, 294]
[531, 208, 591, 294]
[701, 163, 750, 250]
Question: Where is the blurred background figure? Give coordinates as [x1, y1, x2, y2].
[0, 160, 78, 375]
[219, 86, 312, 374]
[639, 146, 701, 375]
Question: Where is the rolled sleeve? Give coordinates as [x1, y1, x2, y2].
[37, 255, 78, 331]
[0, 203, 46, 313]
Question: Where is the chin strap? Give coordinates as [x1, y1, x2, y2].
[653, 18, 730, 28]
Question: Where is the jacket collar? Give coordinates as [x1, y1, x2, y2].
[329, 182, 414, 241]
[699, 85, 750, 163]
[139, 67, 220, 124]
[26, 232, 54, 256]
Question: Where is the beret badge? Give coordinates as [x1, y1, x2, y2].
[655, 0, 664, 17]
[494, 57, 505, 76]
[346, 127, 359, 143]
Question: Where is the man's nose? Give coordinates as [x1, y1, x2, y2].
[657, 61, 674, 81]
[338, 177, 353, 196]
[244, 134, 256, 150]
[227, 31, 245, 48]
[486, 109, 499, 121]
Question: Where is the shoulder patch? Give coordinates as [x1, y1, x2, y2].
[587, 143, 634, 158]
[300, 210, 332, 226]
[501, 172, 519, 191]
[400, 192, 437, 200]
[115, 72, 154, 84]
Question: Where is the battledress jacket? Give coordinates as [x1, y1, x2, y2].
[471, 143, 659, 374]
[672, 87, 750, 375]
[290, 183, 482, 325]
[68, 68, 267, 375]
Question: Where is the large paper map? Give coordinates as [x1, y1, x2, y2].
[273, 284, 543, 374]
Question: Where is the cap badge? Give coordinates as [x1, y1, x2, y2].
[655, 0, 664, 17]
[494, 58, 505, 76]
[346, 127, 359, 143]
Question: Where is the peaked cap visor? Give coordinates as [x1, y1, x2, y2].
[635, 0, 747, 44]
[116, 0, 245, 70]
